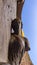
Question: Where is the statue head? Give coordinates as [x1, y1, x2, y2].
[11, 18, 23, 35]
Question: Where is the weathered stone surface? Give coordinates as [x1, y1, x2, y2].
[20, 52, 33, 65]
[0, 0, 16, 62]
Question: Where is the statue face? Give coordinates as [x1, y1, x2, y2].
[11, 19, 22, 35]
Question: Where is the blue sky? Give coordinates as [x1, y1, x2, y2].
[22, 0, 37, 65]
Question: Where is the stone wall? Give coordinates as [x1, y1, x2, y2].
[0, 0, 17, 62]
